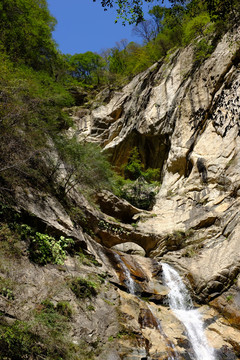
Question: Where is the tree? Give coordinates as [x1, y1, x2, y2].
[68, 52, 106, 85]
[149, 5, 166, 33]
[0, 0, 58, 72]
[132, 19, 158, 43]
[94, 0, 238, 23]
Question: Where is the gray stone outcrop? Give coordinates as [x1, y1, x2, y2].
[79, 26, 240, 302]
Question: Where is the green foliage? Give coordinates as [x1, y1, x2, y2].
[183, 12, 211, 44]
[35, 299, 70, 332]
[0, 203, 20, 222]
[55, 136, 114, 194]
[96, 0, 238, 84]
[0, 53, 74, 190]
[29, 232, 74, 265]
[97, 0, 239, 25]
[77, 248, 102, 267]
[68, 52, 106, 85]
[0, 222, 22, 260]
[182, 246, 197, 258]
[114, 176, 159, 210]
[111, 147, 161, 209]
[0, 276, 15, 300]
[70, 277, 98, 299]
[0, 317, 85, 360]
[0, 321, 41, 360]
[123, 147, 160, 182]
[31, 300, 78, 359]
[56, 301, 73, 318]
[19, 225, 74, 265]
[124, 147, 143, 180]
[0, 0, 58, 72]
[0, 287, 14, 300]
[194, 38, 214, 64]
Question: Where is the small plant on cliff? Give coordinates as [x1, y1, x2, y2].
[0, 287, 14, 300]
[35, 299, 72, 328]
[56, 301, 73, 318]
[226, 294, 233, 302]
[70, 277, 98, 299]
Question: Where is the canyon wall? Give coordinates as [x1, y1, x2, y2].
[1, 26, 240, 359]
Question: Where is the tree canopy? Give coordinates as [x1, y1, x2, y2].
[0, 0, 58, 72]
[94, 0, 238, 24]
[67, 52, 105, 85]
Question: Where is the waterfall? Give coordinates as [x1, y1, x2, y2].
[114, 253, 136, 294]
[114, 252, 178, 360]
[162, 263, 216, 360]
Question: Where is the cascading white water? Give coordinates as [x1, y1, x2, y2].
[162, 263, 216, 360]
[114, 253, 178, 360]
[114, 253, 136, 294]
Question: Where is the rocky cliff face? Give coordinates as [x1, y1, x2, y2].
[66, 25, 240, 357]
[1, 26, 240, 360]
[76, 26, 240, 301]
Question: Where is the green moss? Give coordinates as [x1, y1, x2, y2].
[56, 301, 73, 318]
[226, 294, 233, 302]
[70, 277, 98, 299]
[103, 299, 115, 306]
[0, 321, 41, 360]
[77, 249, 102, 267]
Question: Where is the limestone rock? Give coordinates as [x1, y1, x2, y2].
[112, 242, 146, 256]
[80, 26, 240, 302]
[95, 190, 141, 223]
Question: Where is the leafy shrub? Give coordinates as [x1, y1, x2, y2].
[123, 147, 160, 182]
[87, 305, 95, 311]
[0, 287, 14, 300]
[0, 53, 74, 191]
[123, 147, 143, 180]
[54, 136, 114, 194]
[183, 12, 211, 44]
[70, 277, 98, 299]
[35, 299, 70, 331]
[194, 38, 214, 64]
[114, 147, 160, 209]
[119, 177, 159, 210]
[56, 301, 73, 318]
[19, 225, 74, 265]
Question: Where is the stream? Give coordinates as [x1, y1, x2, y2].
[114, 253, 216, 360]
[162, 263, 216, 360]
[114, 253, 178, 360]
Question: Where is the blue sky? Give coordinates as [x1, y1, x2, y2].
[47, 0, 156, 55]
